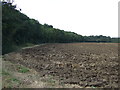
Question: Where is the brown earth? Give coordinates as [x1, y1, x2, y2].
[3, 43, 119, 88]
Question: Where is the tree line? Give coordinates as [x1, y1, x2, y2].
[2, 1, 120, 54]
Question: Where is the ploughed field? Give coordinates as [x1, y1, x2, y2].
[4, 43, 119, 88]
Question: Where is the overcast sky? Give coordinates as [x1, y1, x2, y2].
[13, 0, 119, 37]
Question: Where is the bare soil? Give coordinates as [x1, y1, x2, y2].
[3, 43, 119, 88]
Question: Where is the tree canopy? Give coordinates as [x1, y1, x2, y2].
[2, 1, 120, 54]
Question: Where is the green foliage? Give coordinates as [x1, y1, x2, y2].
[18, 66, 29, 73]
[83, 35, 111, 42]
[2, 70, 10, 75]
[111, 38, 120, 43]
[2, 1, 119, 54]
[9, 78, 19, 82]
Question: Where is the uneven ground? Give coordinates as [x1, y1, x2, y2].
[2, 43, 119, 88]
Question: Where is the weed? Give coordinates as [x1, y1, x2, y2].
[10, 78, 19, 82]
[18, 66, 29, 73]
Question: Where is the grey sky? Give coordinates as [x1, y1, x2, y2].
[13, 0, 119, 37]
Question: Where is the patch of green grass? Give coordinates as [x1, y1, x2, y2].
[2, 70, 10, 76]
[2, 71, 20, 88]
[7, 85, 12, 88]
[18, 66, 29, 73]
[0, 55, 2, 58]
[4, 78, 20, 88]
[10, 78, 19, 82]
[21, 43, 35, 49]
